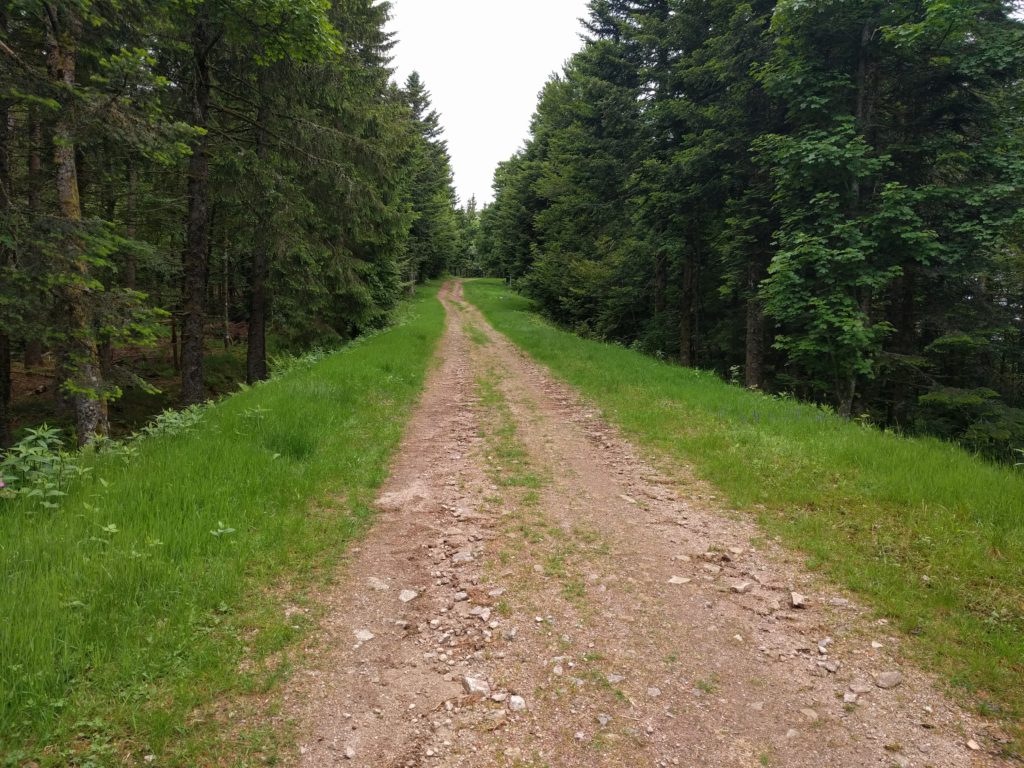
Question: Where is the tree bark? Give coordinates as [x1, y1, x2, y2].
[0, 332, 10, 449]
[124, 165, 138, 289]
[654, 250, 666, 318]
[246, 77, 272, 383]
[222, 235, 230, 350]
[22, 110, 45, 368]
[744, 257, 766, 389]
[180, 8, 214, 405]
[679, 254, 695, 367]
[0, 12, 11, 448]
[45, 5, 109, 445]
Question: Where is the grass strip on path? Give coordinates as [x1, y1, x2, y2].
[463, 278, 1024, 752]
[0, 285, 445, 766]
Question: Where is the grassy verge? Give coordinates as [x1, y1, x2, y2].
[463, 278, 1024, 750]
[0, 284, 445, 766]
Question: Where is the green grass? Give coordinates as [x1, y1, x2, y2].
[463, 278, 1024, 746]
[0, 285, 445, 765]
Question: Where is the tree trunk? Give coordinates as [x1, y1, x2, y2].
[22, 110, 45, 369]
[124, 165, 138, 289]
[180, 9, 213, 405]
[45, 5, 109, 445]
[0, 17, 11, 448]
[654, 251, 666, 317]
[744, 260, 766, 390]
[246, 83, 272, 384]
[679, 254, 695, 367]
[837, 376, 856, 419]
[743, 314, 764, 389]
[0, 332, 10, 449]
[23, 340, 43, 369]
[99, 340, 114, 378]
[170, 313, 180, 371]
[222, 234, 230, 350]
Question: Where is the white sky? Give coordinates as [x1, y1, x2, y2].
[388, 0, 591, 206]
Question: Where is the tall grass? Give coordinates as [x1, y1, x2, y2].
[0, 285, 445, 763]
[464, 278, 1024, 743]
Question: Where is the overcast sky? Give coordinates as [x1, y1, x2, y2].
[388, 1, 591, 206]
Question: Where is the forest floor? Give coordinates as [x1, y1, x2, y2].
[278, 281, 1009, 768]
[7, 334, 247, 439]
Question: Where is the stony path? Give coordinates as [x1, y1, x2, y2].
[282, 281, 1007, 767]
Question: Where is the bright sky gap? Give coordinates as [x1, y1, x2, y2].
[388, 0, 592, 205]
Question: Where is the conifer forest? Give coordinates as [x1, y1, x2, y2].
[0, 0, 471, 448]
[479, 0, 1024, 462]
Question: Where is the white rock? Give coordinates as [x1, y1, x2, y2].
[874, 671, 903, 690]
[354, 629, 375, 643]
[843, 692, 859, 704]
[669, 576, 692, 585]
[967, 739, 981, 751]
[344, 746, 356, 759]
[800, 708, 819, 723]
[399, 589, 419, 603]
[606, 673, 625, 685]
[732, 581, 754, 594]
[790, 592, 807, 609]
[508, 695, 527, 712]
[368, 577, 390, 591]
[647, 687, 662, 698]
[462, 676, 490, 697]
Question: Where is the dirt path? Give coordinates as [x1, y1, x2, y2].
[282, 280, 1007, 767]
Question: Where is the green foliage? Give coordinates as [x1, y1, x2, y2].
[0, 0, 459, 442]
[477, 0, 1024, 457]
[0, 426, 89, 508]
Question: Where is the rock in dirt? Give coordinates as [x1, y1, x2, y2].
[399, 589, 419, 603]
[967, 739, 982, 751]
[647, 687, 662, 698]
[462, 676, 491, 697]
[800, 708, 820, 723]
[874, 671, 903, 690]
[606, 673, 625, 685]
[731, 581, 754, 594]
[790, 591, 807, 609]
[508, 695, 527, 712]
[343, 746, 356, 759]
[668, 576, 691, 585]
[849, 681, 874, 695]
[367, 577, 390, 591]
[452, 550, 474, 564]
[353, 629, 375, 643]
[597, 713, 613, 727]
